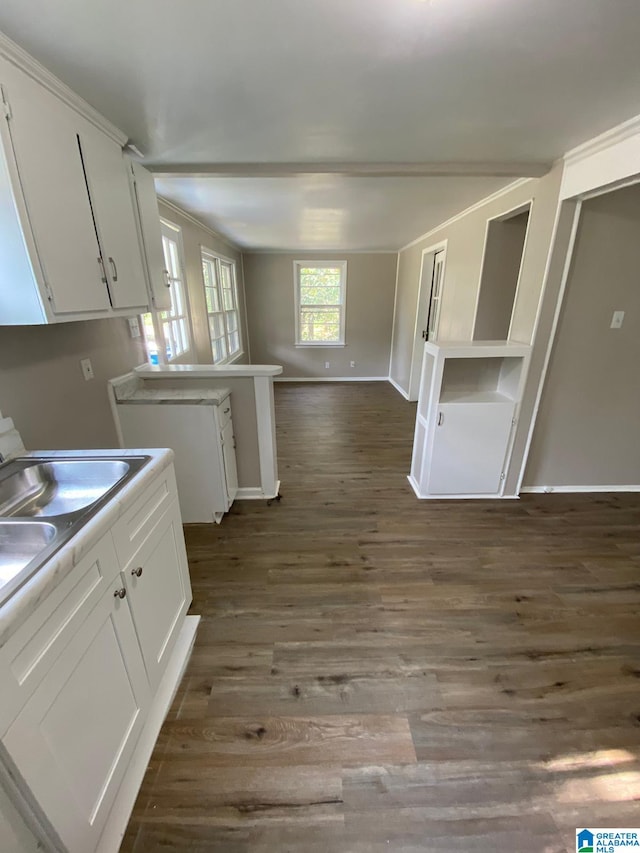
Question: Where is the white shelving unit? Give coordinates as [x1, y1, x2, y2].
[409, 341, 530, 499]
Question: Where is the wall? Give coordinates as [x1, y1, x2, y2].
[524, 184, 640, 487]
[473, 209, 529, 340]
[390, 164, 564, 394]
[0, 318, 145, 449]
[157, 200, 249, 365]
[243, 252, 397, 378]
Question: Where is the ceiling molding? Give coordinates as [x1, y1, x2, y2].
[563, 112, 640, 166]
[157, 195, 241, 252]
[242, 248, 399, 255]
[148, 161, 551, 179]
[400, 178, 534, 252]
[0, 31, 126, 146]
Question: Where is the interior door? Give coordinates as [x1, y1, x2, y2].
[424, 250, 445, 342]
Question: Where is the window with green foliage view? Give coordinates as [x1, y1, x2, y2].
[295, 262, 347, 345]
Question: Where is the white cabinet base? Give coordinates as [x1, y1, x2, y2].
[96, 614, 199, 853]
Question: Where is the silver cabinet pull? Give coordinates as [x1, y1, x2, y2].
[437, 411, 444, 426]
[114, 587, 126, 599]
[98, 257, 107, 284]
[108, 257, 118, 282]
[224, 407, 230, 414]
[131, 567, 143, 578]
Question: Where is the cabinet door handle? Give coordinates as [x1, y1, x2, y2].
[97, 257, 107, 284]
[131, 567, 143, 578]
[114, 587, 127, 599]
[163, 269, 171, 288]
[224, 407, 230, 414]
[437, 411, 444, 426]
[108, 257, 118, 282]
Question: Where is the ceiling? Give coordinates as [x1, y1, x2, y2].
[2, 0, 640, 250]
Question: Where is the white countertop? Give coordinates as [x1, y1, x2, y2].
[134, 363, 283, 379]
[0, 448, 174, 648]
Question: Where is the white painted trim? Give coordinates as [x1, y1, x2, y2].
[514, 200, 582, 494]
[406, 476, 519, 500]
[156, 197, 241, 251]
[469, 199, 534, 341]
[236, 481, 281, 501]
[293, 260, 347, 346]
[387, 252, 401, 381]
[506, 201, 534, 341]
[563, 113, 640, 167]
[242, 248, 398, 255]
[388, 377, 410, 400]
[253, 376, 279, 497]
[408, 240, 448, 401]
[239, 252, 252, 363]
[96, 615, 200, 853]
[0, 32, 127, 147]
[400, 179, 532, 252]
[520, 485, 640, 494]
[275, 376, 389, 382]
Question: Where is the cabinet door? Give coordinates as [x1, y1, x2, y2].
[124, 499, 190, 690]
[78, 127, 148, 310]
[0, 60, 110, 315]
[428, 402, 514, 495]
[2, 575, 149, 853]
[130, 160, 171, 310]
[221, 418, 238, 507]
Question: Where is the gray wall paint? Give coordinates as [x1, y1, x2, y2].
[243, 252, 397, 377]
[524, 185, 640, 487]
[157, 201, 249, 366]
[0, 318, 145, 449]
[473, 209, 529, 340]
[390, 165, 563, 394]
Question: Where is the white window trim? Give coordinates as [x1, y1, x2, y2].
[160, 220, 192, 362]
[201, 247, 243, 365]
[294, 260, 347, 347]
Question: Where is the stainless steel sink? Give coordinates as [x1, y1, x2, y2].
[0, 455, 150, 606]
[0, 521, 58, 586]
[0, 460, 130, 517]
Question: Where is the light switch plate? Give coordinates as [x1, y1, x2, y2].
[610, 310, 625, 329]
[80, 358, 94, 381]
[128, 317, 141, 338]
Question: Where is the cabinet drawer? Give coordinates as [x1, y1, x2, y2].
[0, 535, 120, 735]
[111, 466, 177, 570]
[218, 399, 232, 432]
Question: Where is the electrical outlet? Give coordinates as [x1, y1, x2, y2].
[350, 360, 356, 368]
[325, 361, 330, 369]
[128, 317, 141, 338]
[80, 358, 94, 381]
[610, 310, 625, 329]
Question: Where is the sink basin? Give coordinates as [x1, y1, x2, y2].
[0, 454, 150, 607]
[0, 460, 130, 517]
[0, 521, 58, 588]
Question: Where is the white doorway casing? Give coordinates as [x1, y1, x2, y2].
[407, 241, 447, 401]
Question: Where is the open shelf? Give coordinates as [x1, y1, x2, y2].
[440, 356, 524, 404]
[440, 389, 514, 405]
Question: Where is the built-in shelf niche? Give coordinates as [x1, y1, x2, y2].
[439, 356, 523, 404]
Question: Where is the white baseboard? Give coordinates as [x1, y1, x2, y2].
[521, 484, 640, 494]
[275, 376, 388, 382]
[236, 480, 281, 500]
[388, 377, 410, 400]
[407, 475, 519, 500]
[97, 615, 200, 853]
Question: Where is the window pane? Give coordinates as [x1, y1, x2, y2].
[222, 287, 234, 311]
[229, 331, 240, 354]
[220, 263, 232, 289]
[225, 310, 238, 333]
[300, 285, 341, 305]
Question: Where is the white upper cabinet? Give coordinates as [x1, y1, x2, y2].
[0, 42, 157, 325]
[129, 160, 171, 311]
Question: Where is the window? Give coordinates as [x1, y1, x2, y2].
[201, 250, 242, 364]
[294, 261, 347, 345]
[141, 221, 191, 363]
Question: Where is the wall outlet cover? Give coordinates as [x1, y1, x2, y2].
[325, 362, 330, 369]
[610, 310, 625, 329]
[128, 317, 141, 338]
[80, 358, 94, 381]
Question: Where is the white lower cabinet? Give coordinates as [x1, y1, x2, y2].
[0, 460, 194, 853]
[2, 570, 149, 853]
[123, 499, 189, 691]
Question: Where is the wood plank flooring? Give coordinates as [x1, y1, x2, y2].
[121, 381, 640, 852]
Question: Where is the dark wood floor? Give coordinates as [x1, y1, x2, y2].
[121, 382, 640, 852]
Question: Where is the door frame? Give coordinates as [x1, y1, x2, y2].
[470, 199, 534, 342]
[408, 240, 448, 402]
